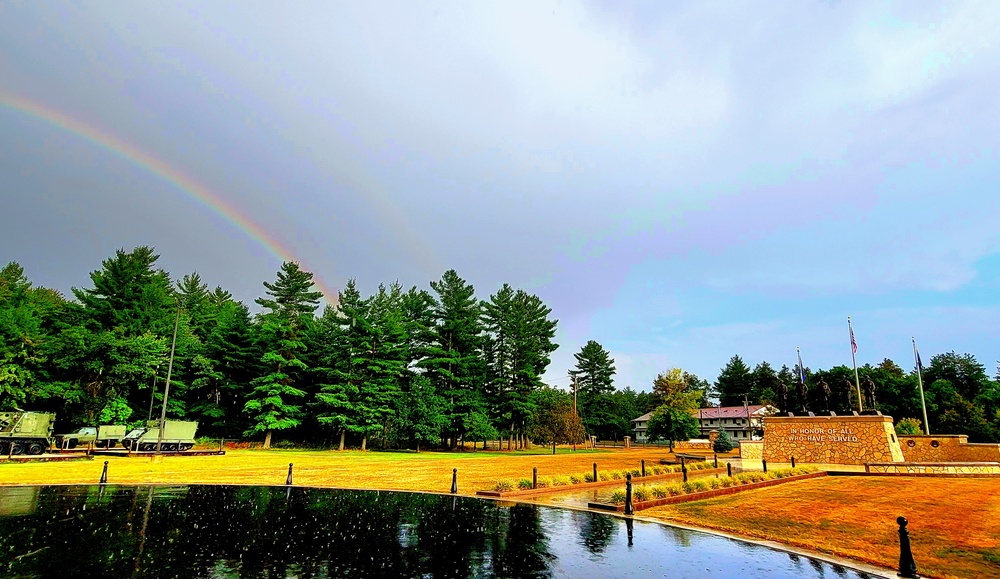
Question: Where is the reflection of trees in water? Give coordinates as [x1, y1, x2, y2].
[660, 523, 692, 548]
[0, 486, 560, 578]
[574, 511, 618, 554]
[485, 503, 554, 578]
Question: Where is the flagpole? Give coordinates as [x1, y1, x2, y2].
[848, 316, 862, 413]
[912, 337, 930, 435]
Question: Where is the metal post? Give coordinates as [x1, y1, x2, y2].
[681, 457, 687, 482]
[791, 456, 796, 468]
[714, 454, 718, 468]
[762, 458, 767, 473]
[286, 463, 293, 485]
[147, 366, 159, 422]
[99, 460, 109, 484]
[848, 316, 863, 413]
[897, 517, 918, 578]
[451, 468, 457, 494]
[624, 473, 634, 515]
[219, 438, 224, 453]
[727, 462, 732, 477]
[156, 303, 181, 456]
[641, 459, 645, 477]
[593, 462, 598, 483]
[532, 467, 537, 489]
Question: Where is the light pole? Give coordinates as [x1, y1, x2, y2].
[155, 302, 181, 456]
[147, 364, 161, 422]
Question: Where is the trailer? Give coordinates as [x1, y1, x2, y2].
[0, 411, 55, 455]
[121, 420, 198, 452]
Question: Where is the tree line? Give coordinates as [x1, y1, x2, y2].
[0, 247, 564, 449]
[3, 246, 997, 448]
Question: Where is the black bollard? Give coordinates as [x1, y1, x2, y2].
[99, 460, 109, 485]
[727, 462, 732, 477]
[624, 473, 634, 515]
[286, 463, 293, 485]
[451, 468, 458, 494]
[625, 516, 634, 547]
[593, 462, 598, 483]
[762, 458, 767, 473]
[897, 517, 918, 578]
[791, 456, 796, 468]
[532, 467, 538, 489]
[714, 453, 718, 468]
[681, 457, 687, 482]
[641, 459, 645, 477]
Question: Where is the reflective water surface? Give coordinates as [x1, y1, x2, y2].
[0, 485, 883, 578]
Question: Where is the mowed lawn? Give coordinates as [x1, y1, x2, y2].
[0, 447, 689, 493]
[640, 476, 1000, 579]
[4, 450, 995, 578]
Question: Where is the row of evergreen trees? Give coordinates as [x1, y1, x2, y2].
[0, 247, 563, 449]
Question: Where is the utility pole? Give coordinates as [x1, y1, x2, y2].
[155, 303, 181, 456]
[571, 373, 578, 451]
[147, 364, 160, 422]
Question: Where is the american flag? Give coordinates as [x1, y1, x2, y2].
[797, 349, 806, 384]
[850, 325, 857, 354]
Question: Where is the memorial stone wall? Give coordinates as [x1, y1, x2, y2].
[763, 415, 904, 465]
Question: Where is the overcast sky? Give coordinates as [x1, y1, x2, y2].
[2, 1, 998, 391]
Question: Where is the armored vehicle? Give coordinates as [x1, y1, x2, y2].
[121, 420, 198, 451]
[0, 411, 55, 455]
[53, 425, 128, 449]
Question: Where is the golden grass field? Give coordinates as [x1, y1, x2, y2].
[2, 448, 996, 578]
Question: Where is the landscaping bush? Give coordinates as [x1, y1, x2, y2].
[610, 489, 627, 504]
[493, 480, 515, 492]
[552, 475, 571, 486]
[598, 471, 612, 481]
[708, 477, 722, 489]
[633, 486, 650, 502]
[570, 473, 583, 484]
[584, 472, 596, 483]
[650, 485, 668, 498]
[517, 478, 533, 490]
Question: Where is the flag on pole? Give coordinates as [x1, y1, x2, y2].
[797, 349, 806, 384]
[850, 325, 857, 354]
[915, 347, 922, 371]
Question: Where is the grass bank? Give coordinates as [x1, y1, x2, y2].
[639, 476, 1000, 579]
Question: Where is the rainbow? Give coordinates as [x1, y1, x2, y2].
[0, 91, 336, 302]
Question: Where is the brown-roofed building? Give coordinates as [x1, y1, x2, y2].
[632, 404, 776, 443]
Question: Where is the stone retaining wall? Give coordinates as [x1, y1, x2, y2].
[739, 440, 763, 460]
[866, 462, 1000, 475]
[898, 435, 1000, 463]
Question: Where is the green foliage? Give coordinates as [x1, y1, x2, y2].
[713, 430, 736, 453]
[527, 387, 584, 447]
[895, 417, 923, 435]
[714, 355, 752, 406]
[97, 396, 134, 424]
[646, 404, 699, 443]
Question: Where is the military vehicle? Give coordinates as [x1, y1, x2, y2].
[53, 425, 128, 449]
[0, 411, 55, 455]
[121, 420, 198, 451]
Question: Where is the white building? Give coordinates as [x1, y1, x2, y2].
[632, 405, 775, 443]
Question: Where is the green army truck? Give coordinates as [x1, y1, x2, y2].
[121, 420, 198, 452]
[53, 425, 128, 449]
[0, 411, 55, 455]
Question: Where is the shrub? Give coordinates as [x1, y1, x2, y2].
[681, 481, 694, 493]
[666, 483, 684, 496]
[570, 473, 583, 484]
[552, 475, 571, 486]
[708, 477, 722, 489]
[650, 485, 668, 498]
[518, 478, 533, 490]
[633, 486, 650, 502]
[610, 489, 627, 504]
[537, 476, 552, 488]
[599, 471, 612, 481]
[713, 430, 736, 453]
[720, 477, 734, 488]
[493, 480, 515, 492]
[611, 470, 624, 480]
[631, 468, 642, 477]
[584, 472, 596, 483]
[895, 417, 923, 436]
[688, 479, 709, 493]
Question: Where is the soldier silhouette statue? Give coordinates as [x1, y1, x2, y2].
[818, 378, 831, 414]
[776, 380, 788, 415]
[842, 378, 854, 414]
[865, 376, 877, 411]
[797, 379, 808, 415]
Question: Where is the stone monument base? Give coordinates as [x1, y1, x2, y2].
[762, 415, 904, 465]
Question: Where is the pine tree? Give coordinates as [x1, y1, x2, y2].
[425, 270, 486, 448]
[713, 355, 752, 406]
[244, 261, 321, 448]
[569, 340, 616, 439]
